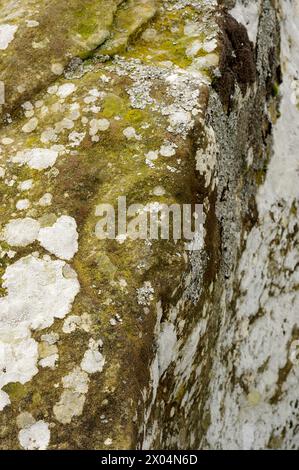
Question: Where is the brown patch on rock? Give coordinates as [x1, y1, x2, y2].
[214, 11, 257, 112]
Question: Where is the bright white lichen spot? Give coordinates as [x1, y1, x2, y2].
[68, 131, 85, 147]
[186, 38, 217, 57]
[196, 125, 217, 188]
[184, 21, 200, 37]
[41, 128, 57, 144]
[168, 111, 192, 130]
[185, 40, 202, 57]
[0, 328, 38, 388]
[157, 322, 177, 378]
[0, 255, 80, 330]
[80, 339, 105, 374]
[89, 118, 110, 136]
[11, 148, 58, 170]
[3, 215, 78, 260]
[0, 24, 18, 50]
[51, 63, 64, 75]
[0, 255, 80, 390]
[2, 137, 14, 145]
[16, 199, 30, 211]
[18, 420, 50, 450]
[26, 20, 39, 28]
[22, 117, 38, 133]
[145, 150, 158, 167]
[152, 186, 166, 196]
[123, 127, 141, 141]
[41, 332, 59, 345]
[38, 215, 79, 260]
[137, 281, 154, 306]
[191, 54, 219, 70]
[3, 218, 40, 247]
[56, 83, 76, 99]
[38, 193, 53, 206]
[18, 179, 33, 191]
[0, 390, 10, 411]
[97, 119, 110, 131]
[55, 118, 74, 132]
[159, 142, 176, 157]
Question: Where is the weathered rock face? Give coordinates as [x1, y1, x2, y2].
[0, 0, 298, 450]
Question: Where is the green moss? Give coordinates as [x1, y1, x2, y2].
[102, 93, 127, 118]
[78, 21, 98, 39]
[3, 382, 28, 401]
[124, 109, 144, 125]
[272, 82, 280, 97]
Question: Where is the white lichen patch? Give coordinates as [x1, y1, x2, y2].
[62, 367, 89, 394]
[18, 420, 50, 450]
[0, 255, 80, 390]
[37, 215, 79, 260]
[0, 24, 18, 50]
[0, 255, 80, 330]
[53, 390, 86, 425]
[68, 131, 86, 147]
[40, 332, 59, 345]
[137, 281, 154, 306]
[230, 0, 261, 45]
[104, 438, 113, 446]
[22, 117, 38, 133]
[196, 125, 217, 188]
[0, 390, 10, 411]
[16, 198, 30, 211]
[56, 83, 76, 99]
[11, 148, 59, 170]
[0, 326, 38, 389]
[80, 339, 105, 374]
[168, 110, 192, 134]
[2, 215, 78, 260]
[26, 20, 39, 28]
[51, 63, 64, 75]
[38, 193, 53, 206]
[53, 367, 90, 424]
[18, 179, 33, 191]
[89, 118, 110, 138]
[62, 312, 92, 334]
[123, 126, 141, 141]
[2, 218, 40, 247]
[157, 322, 177, 378]
[152, 186, 166, 196]
[159, 142, 176, 157]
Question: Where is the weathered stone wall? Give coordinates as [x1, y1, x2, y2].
[0, 0, 298, 450]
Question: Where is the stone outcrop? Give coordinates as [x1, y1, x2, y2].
[0, 0, 298, 450]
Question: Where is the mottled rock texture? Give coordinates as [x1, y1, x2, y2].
[0, 0, 298, 450]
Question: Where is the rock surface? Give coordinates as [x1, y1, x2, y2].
[0, 0, 298, 450]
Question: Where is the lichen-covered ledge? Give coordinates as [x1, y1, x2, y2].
[0, 0, 298, 450]
[0, 0, 219, 449]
